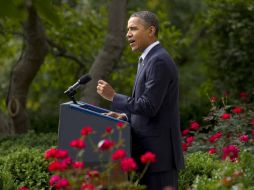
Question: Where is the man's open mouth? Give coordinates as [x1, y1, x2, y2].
[129, 39, 135, 46]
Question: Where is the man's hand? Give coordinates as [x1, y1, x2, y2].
[97, 80, 116, 101]
[103, 111, 127, 120]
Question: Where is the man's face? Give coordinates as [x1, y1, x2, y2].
[126, 17, 153, 53]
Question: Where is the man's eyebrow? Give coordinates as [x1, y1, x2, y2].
[127, 26, 138, 29]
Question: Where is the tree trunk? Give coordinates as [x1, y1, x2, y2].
[6, 5, 48, 134]
[81, 0, 127, 105]
[0, 109, 10, 136]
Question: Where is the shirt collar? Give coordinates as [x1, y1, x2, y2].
[140, 41, 160, 61]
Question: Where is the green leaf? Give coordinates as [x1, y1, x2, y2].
[0, 0, 27, 20]
[33, 0, 61, 26]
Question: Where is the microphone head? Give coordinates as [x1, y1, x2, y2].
[79, 74, 92, 84]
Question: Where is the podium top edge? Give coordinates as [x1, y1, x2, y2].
[61, 101, 129, 124]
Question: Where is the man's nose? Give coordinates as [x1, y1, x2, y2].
[126, 30, 132, 38]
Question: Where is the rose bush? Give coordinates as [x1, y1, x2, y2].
[182, 92, 254, 161]
[180, 91, 254, 189]
[44, 122, 156, 190]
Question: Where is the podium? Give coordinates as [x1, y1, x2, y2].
[58, 101, 130, 167]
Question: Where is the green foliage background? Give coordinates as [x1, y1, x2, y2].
[0, 0, 253, 132]
[205, 0, 254, 94]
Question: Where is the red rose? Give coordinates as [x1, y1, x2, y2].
[210, 96, 217, 103]
[48, 160, 62, 171]
[72, 161, 84, 169]
[55, 178, 69, 189]
[105, 127, 113, 133]
[44, 148, 69, 160]
[208, 148, 216, 154]
[116, 122, 125, 129]
[250, 118, 254, 126]
[17, 187, 29, 190]
[182, 143, 188, 152]
[208, 136, 216, 143]
[252, 129, 254, 136]
[98, 139, 114, 151]
[140, 152, 156, 164]
[112, 149, 127, 160]
[208, 132, 222, 143]
[220, 113, 230, 120]
[181, 128, 189, 136]
[48, 160, 68, 171]
[239, 135, 249, 143]
[49, 175, 61, 187]
[61, 157, 72, 166]
[239, 92, 248, 98]
[70, 139, 86, 149]
[81, 126, 93, 136]
[120, 158, 137, 172]
[190, 121, 200, 130]
[44, 148, 58, 160]
[87, 170, 100, 178]
[222, 145, 239, 162]
[185, 136, 194, 144]
[232, 107, 244, 114]
[81, 183, 96, 190]
[55, 149, 68, 159]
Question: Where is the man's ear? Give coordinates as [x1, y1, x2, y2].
[148, 26, 156, 37]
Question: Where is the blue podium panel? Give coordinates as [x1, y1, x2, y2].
[58, 101, 130, 166]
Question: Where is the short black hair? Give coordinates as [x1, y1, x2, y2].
[130, 11, 159, 37]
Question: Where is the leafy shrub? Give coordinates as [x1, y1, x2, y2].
[0, 170, 15, 190]
[192, 151, 254, 189]
[0, 131, 56, 189]
[179, 151, 254, 189]
[0, 131, 57, 155]
[0, 148, 50, 190]
[179, 151, 220, 189]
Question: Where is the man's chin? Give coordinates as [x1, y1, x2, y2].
[131, 47, 141, 53]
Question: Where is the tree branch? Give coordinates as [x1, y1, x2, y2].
[46, 38, 88, 68]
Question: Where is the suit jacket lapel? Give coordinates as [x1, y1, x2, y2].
[132, 61, 144, 97]
[132, 44, 162, 97]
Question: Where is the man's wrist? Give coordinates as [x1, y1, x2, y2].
[110, 92, 116, 102]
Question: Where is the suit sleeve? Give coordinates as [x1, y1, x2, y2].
[112, 59, 174, 117]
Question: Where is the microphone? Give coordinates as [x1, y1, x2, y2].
[64, 74, 92, 96]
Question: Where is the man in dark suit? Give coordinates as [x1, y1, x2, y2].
[97, 11, 184, 190]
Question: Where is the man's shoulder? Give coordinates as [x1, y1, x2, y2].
[149, 46, 173, 63]
[148, 44, 170, 57]
[147, 46, 177, 73]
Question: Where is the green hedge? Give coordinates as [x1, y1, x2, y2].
[0, 131, 57, 155]
[1, 149, 252, 189]
[180, 151, 254, 189]
[0, 148, 50, 190]
[0, 131, 56, 189]
[179, 151, 220, 189]
[0, 169, 15, 190]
